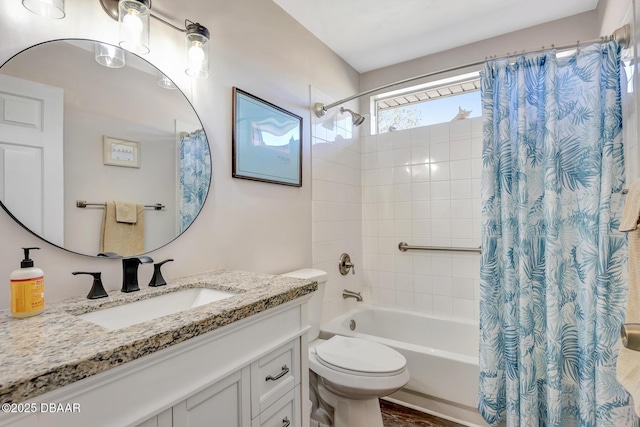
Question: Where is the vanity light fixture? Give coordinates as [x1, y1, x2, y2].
[98, 0, 211, 79]
[22, 0, 65, 19]
[118, 0, 150, 54]
[95, 43, 126, 68]
[185, 21, 210, 79]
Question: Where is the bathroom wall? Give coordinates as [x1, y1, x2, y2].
[310, 88, 364, 323]
[0, 0, 359, 308]
[361, 119, 482, 320]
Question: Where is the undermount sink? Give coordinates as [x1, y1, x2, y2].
[77, 288, 236, 330]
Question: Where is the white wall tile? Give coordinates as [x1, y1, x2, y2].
[395, 273, 414, 291]
[433, 276, 453, 296]
[379, 220, 394, 237]
[395, 220, 412, 237]
[450, 119, 472, 140]
[451, 199, 473, 219]
[412, 182, 430, 201]
[431, 200, 451, 219]
[430, 123, 450, 143]
[431, 162, 450, 181]
[411, 164, 430, 182]
[396, 291, 415, 309]
[413, 293, 433, 313]
[393, 166, 412, 184]
[412, 201, 430, 219]
[413, 255, 432, 275]
[432, 295, 453, 317]
[450, 159, 472, 180]
[378, 150, 394, 168]
[411, 146, 430, 165]
[451, 179, 472, 199]
[394, 184, 412, 202]
[377, 168, 394, 185]
[410, 126, 430, 146]
[394, 202, 412, 219]
[430, 143, 450, 163]
[431, 182, 450, 200]
[450, 139, 472, 160]
[393, 148, 412, 167]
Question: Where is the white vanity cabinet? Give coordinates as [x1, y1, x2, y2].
[0, 298, 310, 427]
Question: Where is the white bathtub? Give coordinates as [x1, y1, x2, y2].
[320, 305, 480, 419]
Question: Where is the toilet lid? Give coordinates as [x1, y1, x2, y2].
[314, 336, 406, 375]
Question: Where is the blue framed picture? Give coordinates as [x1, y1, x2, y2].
[232, 87, 302, 187]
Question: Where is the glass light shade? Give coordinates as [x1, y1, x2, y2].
[22, 0, 65, 19]
[157, 73, 177, 90]
[95, 43, 125, 68]
[185, 28, 210, 79]
[118, 0, 150, 55]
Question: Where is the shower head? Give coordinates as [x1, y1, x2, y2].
[340, 107, 366, 127]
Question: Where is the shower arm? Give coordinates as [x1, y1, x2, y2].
[313, 24, 631, 118]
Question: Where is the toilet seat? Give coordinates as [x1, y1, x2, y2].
[314, 336, 406, 377]
[308, 337, 410, 401]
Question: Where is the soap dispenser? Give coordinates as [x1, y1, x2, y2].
[10, 247, 44, 318]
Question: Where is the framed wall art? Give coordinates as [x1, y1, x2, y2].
[232, 87, 302, 186]
[103, 136, 140, 168]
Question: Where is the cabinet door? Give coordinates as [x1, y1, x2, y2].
[173, 367, 250, 427]
[137, 408, 172, 427]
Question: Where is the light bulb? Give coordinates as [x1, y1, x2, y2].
[123, 11, 143, 48]
[188, 42, 205, 66]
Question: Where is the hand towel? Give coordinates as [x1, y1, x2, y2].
[100, 202, 145, 256]
[115, 201, 137, 224]
[617, 178, 640, 417]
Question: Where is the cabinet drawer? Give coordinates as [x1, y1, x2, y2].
[251, 338, 300, 416]
[252, 385, 301, 427]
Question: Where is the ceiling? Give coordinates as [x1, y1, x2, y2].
[271, 0, 599, 73]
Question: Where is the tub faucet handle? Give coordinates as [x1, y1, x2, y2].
[339, 253, 355, 275]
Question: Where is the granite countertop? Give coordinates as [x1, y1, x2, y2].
[0, 270, 316, 404]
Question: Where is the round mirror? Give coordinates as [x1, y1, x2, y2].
[0, 39, 211, 257]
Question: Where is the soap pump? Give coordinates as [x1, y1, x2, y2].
[10, 247, 44, 318]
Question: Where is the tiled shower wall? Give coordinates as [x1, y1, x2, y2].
[311, 88, 364, 324]
[361, 118, 483, 321]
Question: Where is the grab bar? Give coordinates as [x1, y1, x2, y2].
[398, 242, 481, 253]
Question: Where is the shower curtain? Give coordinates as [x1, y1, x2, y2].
[179, 129, 211, 233]
[477, 42, 638, 426]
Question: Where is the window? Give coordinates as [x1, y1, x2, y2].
[372, 71, 482, 134]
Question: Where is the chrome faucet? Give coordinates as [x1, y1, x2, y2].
[122, 256, 153, 293]
[342, 289, 363, 302]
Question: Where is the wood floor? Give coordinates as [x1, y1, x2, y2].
[380, 399, 466, 427]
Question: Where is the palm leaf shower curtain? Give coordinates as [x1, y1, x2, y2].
[478, 42, 637, 426]
[179, 129, 211, 233]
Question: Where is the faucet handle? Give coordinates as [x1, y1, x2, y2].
[149, 259, 174, 287]
[72, 271, 108, 299]
[339, 253, 356, 275]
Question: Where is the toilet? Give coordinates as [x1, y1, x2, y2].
[283, 269, 409, 427]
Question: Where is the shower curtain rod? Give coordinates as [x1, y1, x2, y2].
[313, 24, 631, 118]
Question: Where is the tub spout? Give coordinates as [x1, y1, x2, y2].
[343, 289, 363, 302]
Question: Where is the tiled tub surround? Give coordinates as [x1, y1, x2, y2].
[0, 270, 316, 404]
[362, 118, 482, 321]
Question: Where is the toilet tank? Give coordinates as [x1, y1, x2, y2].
[282, 269, 327, 341]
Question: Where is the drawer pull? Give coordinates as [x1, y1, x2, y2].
[282, 417, 290, 427]
[265, 365, 289, 382]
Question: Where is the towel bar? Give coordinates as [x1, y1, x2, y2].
[76, 200, 165, 210]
